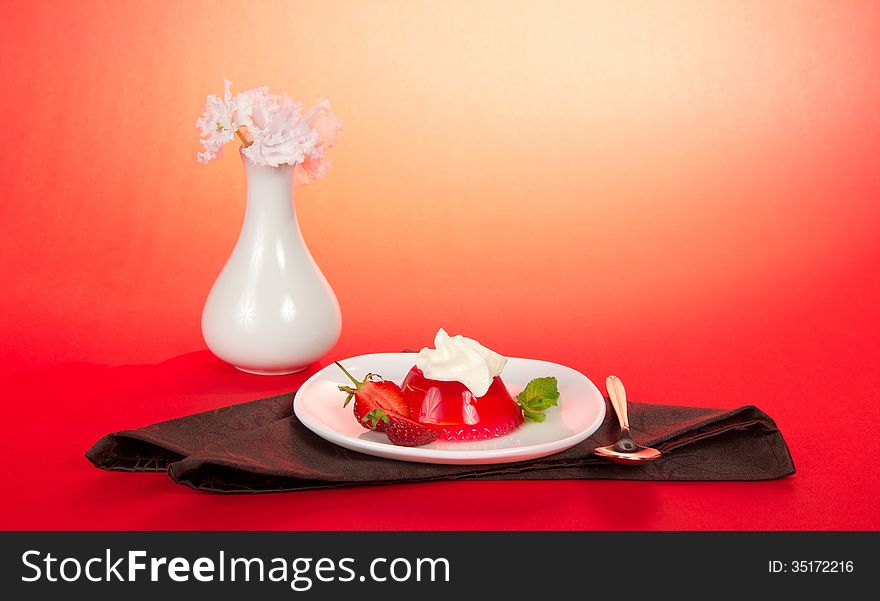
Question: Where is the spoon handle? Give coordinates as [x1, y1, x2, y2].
[606, 375, 629, 430]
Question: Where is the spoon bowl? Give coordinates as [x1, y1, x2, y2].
[594, 443, 662, 464]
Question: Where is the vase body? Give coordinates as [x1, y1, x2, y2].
[201, 153, 341, 375]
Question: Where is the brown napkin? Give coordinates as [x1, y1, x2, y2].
[85, 391, 795, 493]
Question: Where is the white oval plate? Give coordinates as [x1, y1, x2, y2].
[293, 353, 606, 465]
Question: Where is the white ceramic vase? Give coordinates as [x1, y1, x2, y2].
[201, 151, 342, 375]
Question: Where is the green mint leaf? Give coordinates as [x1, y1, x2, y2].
[362, 408, 389, 429]
[521, 406, 548, 423]
[516, 377, 559, 423]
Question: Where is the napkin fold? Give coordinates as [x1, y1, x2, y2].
[86, 392, 795, 493]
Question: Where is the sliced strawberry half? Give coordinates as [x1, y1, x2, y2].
[336, 362, 411, 431]
[362, 408, 440, 447]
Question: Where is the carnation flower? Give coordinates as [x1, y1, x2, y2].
[294, 97, 344, 187]
[230, 86, 267, 132]
[196, 81, 341, 180]
[195, 79, 235, 164]
[304, 97, 343, 148]
[243, 93, 318, 168]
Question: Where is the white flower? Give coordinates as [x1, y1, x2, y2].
[195, 79, 235, 164]
[230, 86, 267, 131]
[196, 81, 331, 170]
[243, 93, 319, 168]
[294, 97, 344, 186]
[303, 97, 343, 148]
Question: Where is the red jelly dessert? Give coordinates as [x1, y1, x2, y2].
[401, 366, 524, 441]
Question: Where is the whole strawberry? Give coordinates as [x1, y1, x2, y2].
[336, 362, 411, 431]
[362, 408, 440, 447]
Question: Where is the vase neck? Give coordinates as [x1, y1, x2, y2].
[241, 154, 296, 222]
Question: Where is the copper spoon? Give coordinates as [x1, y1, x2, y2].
[594, 375, 662, 464]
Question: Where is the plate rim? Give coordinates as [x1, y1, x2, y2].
[293, 352, 606, 464]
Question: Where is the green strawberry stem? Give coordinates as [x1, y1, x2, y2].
[335, 361, 360, 387]
[335, 362, 383, 407]
[335, 362, 360, 407]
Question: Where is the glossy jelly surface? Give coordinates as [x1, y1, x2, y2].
[400, 367, 524, 441]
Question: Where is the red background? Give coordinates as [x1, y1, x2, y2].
[1, 0, 878, 530]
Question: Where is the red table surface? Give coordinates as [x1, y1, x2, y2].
[1, 1, 879, 530]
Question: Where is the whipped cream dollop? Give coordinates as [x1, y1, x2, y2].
[416, 328, 507, 397]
